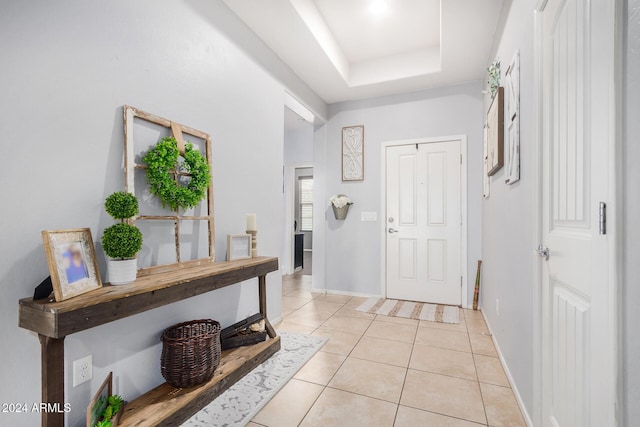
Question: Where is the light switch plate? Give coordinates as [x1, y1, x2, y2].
[361, 212, 377, 222]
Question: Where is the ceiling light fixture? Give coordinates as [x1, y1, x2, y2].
[369, 0, 388, 15]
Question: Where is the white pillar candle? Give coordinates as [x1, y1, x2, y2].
[246, 213, 257, 231]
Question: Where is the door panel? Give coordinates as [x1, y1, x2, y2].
[386, 141, 461, 305]
[539, 0, 613, 424]
[398, 154, 417, 226]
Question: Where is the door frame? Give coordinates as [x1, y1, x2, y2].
[283, 163, 313, 275]
[379, 135, 468, 307]
[532, 0, 623, 424]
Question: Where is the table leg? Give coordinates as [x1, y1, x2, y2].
[258, 275, 277, 338]
[39, 334, 65, 427]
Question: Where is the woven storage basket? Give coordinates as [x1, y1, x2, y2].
[161, 319, 221, 388]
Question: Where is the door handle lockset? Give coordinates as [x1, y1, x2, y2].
[388, 228, 399, 234]
[536, 244, 549, 260]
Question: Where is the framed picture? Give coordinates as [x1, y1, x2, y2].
[342, 125, 364, 181]
[227, 234, 251, 261]
[41, 228, 102, 301]
[505, 50, 520, 184]
[487, 87, 504, 176]
[87, 372, 112, 427]
[483, 122, 490, 198]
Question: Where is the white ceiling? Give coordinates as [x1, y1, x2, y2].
[223, 0, 504, 104]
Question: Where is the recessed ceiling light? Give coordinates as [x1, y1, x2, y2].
[369, 0, 388, 15]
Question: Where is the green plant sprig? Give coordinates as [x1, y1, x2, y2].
[92, 394, 124, 427]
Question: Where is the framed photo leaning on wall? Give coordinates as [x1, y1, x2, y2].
[41, 228, 102, 301]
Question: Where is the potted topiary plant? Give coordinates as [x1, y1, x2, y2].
[102, 192, 143, 285]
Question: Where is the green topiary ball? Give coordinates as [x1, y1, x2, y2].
[105, 192, 139, 220]
[102, 223, 142, 259]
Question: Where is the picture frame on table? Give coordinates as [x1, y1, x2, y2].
[41, 228, 102, 301]
[227, 234, 252, 261]
[87, 372, 113, 427]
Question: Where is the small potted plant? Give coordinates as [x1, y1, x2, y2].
[329, 194, 353, 220]
[102, 192, 143, 285]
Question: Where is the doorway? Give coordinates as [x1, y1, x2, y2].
[382, 137, 466, 306]
[283, 106, 314, 276]
[294, 167, 313, 275]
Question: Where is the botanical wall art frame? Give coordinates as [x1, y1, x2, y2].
[505, 50, 521, 184]
[87, 372, 112, 427]
[487, 87, 504, 176]
[41, 228, 102, 301]
[227, 234, 252, 261]
[342, 125, 364, 181]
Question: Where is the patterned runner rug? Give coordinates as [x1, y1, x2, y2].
[356, 297, 460, 324]
[182, 331, 326, 427]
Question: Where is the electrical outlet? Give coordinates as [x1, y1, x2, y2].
[496, 299, 500, 316]
[73, 355, 92, 387]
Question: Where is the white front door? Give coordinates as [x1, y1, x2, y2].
[538, 0, 615, 425]
[385, 141, 462, 305]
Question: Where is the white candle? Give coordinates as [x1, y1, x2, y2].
[246, 213, 257, 231]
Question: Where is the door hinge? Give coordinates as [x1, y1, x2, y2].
[460, 154, 463, 164]
[461, 276, 463, 287]
[599, 202, 607, 235]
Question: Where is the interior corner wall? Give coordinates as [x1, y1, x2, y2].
[623, 1, 640, 425]
[321, 82, 483, 299]
[480, 0, 536, 421]
[0, 1, 314, 425]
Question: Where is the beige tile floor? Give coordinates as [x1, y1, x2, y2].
[250, 275, 527, 427]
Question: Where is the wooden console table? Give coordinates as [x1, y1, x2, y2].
[19, 256, 280, 427]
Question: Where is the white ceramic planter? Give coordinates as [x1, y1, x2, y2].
[107, 258, 138, 285]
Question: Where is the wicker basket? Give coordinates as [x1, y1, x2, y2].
[332, 204, 351, 220]
[161, 319, 221, 388]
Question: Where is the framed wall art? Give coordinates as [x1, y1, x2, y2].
[342, 125, 364, 181]
[227, 234, 252, 261]
[487, 87, 504, 176]
[87, 372, 113, 427]
[41, 228, 102, 301]
[505, 50, 520, 184]
[483, 122, 490, 198]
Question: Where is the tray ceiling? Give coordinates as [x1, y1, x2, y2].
[223, 0, 504, 103]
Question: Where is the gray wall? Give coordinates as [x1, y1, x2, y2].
[319, 82, 484, 299]
[0, 1, 323, 425]
[623, 0, 640, 424]
[480, 0, 535, 421]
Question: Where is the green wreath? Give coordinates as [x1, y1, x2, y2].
[142, 137, 211, 211]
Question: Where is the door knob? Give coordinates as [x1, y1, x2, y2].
[536, 244, 549, 260]
[388, 228, 399, 234]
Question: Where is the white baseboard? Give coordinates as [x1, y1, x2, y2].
[310, 288, 381, 299]
[269, 315, 283, 326]
[480, 309, 534, 427]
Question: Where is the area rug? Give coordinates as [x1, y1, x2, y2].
[356, 297, 460, 324]
[181, 331, 327, 427]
